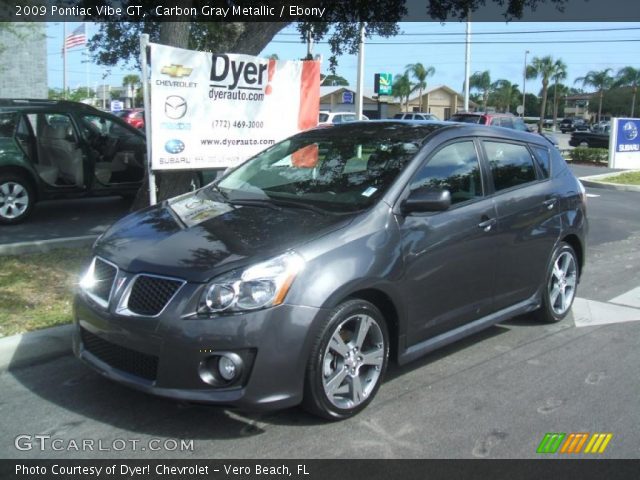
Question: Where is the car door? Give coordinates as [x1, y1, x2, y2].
[480, 139, 560, 310]
[397, 139, 499, 345]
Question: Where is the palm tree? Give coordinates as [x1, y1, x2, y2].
[575, 68, 614, 123]
[405, 63, 435, 112]
[551, 60, 567, 130]
[614, 67, 640, 117]
[469, 71, 492, 112]
[392, 73, 412, 112]
[123, 74, 141, 107]
[526, 56, 564, 132]
[491, 80, 520, 113]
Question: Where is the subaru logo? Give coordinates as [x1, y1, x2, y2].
[165, 139, 185, 154]
[165, 95, 187, 119]
[623, 121, 638, 141]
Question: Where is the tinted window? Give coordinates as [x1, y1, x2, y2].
[450, 114, 482, 124]
[393, 114, 404, 119]
[0, 112, 17, 138]
[484, 141, 537, 191]
[531, 146, 551, 178]
[411, 141, 483, 205]
[490, 118, 501, 126]
[319, 113, 329, 122]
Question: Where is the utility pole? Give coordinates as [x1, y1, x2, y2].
[355, 23, 365, 120]
[521, 50, 530, 117]
[464, 13, 471, 112]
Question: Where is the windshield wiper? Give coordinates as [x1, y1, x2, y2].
[228, 198, 282, 211]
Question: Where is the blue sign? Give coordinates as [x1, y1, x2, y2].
[616, 119, 640, 152]
[342, 91, 354, 104]
[165, 139, 185, 154]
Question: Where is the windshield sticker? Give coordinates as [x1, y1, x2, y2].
[362, 186, 378, 197]
[169, 194, 233, 228]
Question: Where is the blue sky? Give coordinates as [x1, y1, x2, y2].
[47, 21, 640, 95]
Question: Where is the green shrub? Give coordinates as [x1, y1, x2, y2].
[568, 147, 609, 164]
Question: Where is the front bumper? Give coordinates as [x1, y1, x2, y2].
[73, 289, 327, 411]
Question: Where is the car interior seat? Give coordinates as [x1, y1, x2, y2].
[39, 124, 83, 186]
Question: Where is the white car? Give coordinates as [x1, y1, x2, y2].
[318, 111, 369, 125]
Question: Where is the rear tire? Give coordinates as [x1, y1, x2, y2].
[534, 242, 579, 323]
[0, 173, 35, 225]
[303, 299, 389, 420]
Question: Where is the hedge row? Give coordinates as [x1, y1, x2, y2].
[568, 147, 609, 164]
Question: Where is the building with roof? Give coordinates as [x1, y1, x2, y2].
[319, 85, 475, 120]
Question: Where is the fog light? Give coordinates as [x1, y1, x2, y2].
[218, 355, 238, 381]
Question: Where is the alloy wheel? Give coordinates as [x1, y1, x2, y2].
[548, 251, 577, 316]
[321, 313, 385, 409]
[0, 181, 30, 220]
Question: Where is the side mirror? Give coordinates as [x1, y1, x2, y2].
[401, 188, 451, 214]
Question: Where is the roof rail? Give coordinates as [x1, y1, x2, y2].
[0, 99, 100, 111]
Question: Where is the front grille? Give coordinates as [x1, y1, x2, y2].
[90, 258, 117, 302]
[127, 275, 183, 316]
[80, 328, 158, 381]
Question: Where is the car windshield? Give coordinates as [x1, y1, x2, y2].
[214, 124, 442, 213]
[450, 114, 482, 124]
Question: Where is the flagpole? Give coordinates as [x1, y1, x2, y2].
[63, 23, 67, 99]
[85, 23, 90, 101]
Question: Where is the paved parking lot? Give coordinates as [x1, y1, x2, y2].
[1, 180, 639, 459]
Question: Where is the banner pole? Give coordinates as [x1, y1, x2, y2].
[140, 34, 157, 205]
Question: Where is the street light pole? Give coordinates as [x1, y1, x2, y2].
[463, 14, 471, 112]
[521, 50, 530, 117]
[355, 23, 365, 121]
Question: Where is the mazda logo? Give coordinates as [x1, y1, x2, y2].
[165, 96, 187, 120]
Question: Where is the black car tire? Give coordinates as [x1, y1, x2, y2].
[303, 299, 389, 420]
[534, 242, 579, 323]
[0, 173, 35, 225]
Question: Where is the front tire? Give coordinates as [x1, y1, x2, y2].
[303, 299, 389, 420]
[534, 242, 579, 323]
[0, 174, 35, 225]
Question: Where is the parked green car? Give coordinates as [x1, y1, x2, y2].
[0, 99, 146, 224]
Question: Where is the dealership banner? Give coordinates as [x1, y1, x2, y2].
[149, 43, 320, 170]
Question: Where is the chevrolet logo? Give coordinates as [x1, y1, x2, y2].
[161, 65, 193, 78]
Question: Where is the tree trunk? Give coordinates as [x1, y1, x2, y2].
[552, 84, 558, 130]
[632, 84, 637, 117]
[539, 82, 549, 133]
[132, 20, 289, 212]
[598, 90, 604, 123]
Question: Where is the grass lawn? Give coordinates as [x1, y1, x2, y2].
[599, 171, 640, 185]
[0, 248, 91, 337]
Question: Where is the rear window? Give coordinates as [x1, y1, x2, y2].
[393, 113, 405, 119]
[450, 114, 483, 124]
[0, 112, 18, 138]
[319, 113, 329, 123]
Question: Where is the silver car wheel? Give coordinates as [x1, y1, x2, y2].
[548, 251, 577, 316]
[321, 314, 385, 409]
[0, 181, 30, 220]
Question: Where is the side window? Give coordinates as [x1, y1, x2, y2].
[531, 146, 551, 178]
[513, 118, 528, 132]
[484, 141, 537, 191]
[490, 118, 501, 126]
[0, 112, 17, 138]
[333, 115, 343, 124]
[500, 117, 514, 129]
[410, 141, 483, 205]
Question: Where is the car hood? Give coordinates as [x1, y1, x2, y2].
[95, 191, 354, 282]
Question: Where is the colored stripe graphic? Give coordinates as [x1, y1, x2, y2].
[584, 433, 613, 454]
[559, 433, 589, 453]
[537, 433, 566, 453]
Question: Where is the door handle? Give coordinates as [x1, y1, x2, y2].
[543, 198, 556, 210]
[478, 218, 496, 232]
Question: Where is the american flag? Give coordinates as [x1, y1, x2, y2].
[64, 24, 86, 50]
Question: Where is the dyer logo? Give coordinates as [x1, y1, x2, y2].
[165, 139, 185, 154]
[165, 96, 187, 119]
[537, 432, 613, 454]
[161, 64, 193, 78]
[210, 54, 273, 92]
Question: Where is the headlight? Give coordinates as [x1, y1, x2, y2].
[198, 252, 305, 315]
